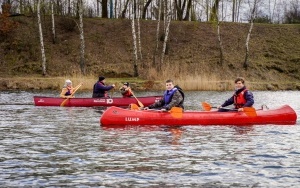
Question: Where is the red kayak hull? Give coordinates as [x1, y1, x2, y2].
[100, 105, 297, 126]
[33, 96, 162, 107]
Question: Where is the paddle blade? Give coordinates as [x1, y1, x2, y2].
[130, 103, 140, 110]
[201, 102, 212, 111]
[243, 107, 257, 117]
[169, 107, 183, 118]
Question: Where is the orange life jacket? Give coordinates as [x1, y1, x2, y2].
[234, 89, 247, 108]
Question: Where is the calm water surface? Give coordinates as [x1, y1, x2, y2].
[1, 90, 300, 187]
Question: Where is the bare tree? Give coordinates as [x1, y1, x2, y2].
[37, 0, 47, 76]
[153, 0, 162, 69]
[244, 0, 259, 69]
[121, 0, 130, 18]
[130, 0, 139, 76]
[78, 0, 86, 75]
[142, 0, 152, 19]
[51, 0, 56, 44]
[160, 0, 172, 67]
[102, 0, 108, 18]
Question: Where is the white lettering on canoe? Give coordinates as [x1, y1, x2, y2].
[93, 99, 106, 103]
[38, 99, 44, 103]
[107, 99, 113, 104]
[125, 117, 140, 121]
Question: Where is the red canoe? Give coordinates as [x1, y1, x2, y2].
[33, 96, 162, 107]
[100, 105, 297, 126]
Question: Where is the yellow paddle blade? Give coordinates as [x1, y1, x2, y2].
[169, 107, 183, 118]
[201, 102, 212, 111]
[130, 103, 140, 110]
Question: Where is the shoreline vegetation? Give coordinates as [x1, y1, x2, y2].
[1, 76, 300, 92]
[1, 18, 300, 91]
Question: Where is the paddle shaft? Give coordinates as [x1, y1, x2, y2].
[130, 89, 144, 108]
[60, 83, 82, 107]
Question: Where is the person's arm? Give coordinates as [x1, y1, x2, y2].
[243, 91, 254, 107]
[148, 98, 165, 109]
[164, 90, 183, 110]
[96, 83, 115, 91]
[60, 88, 68, 98]
[220, 96, 234, 107]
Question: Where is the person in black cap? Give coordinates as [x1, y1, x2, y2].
[119, 82, 133, 98]
[92, 76, 115, 98]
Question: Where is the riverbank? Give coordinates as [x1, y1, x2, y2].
[1, 76, 300, 91]
[1, 17, 300, 89]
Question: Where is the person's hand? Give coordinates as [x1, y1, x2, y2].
[238, 108, 244, 112]
[217, 105, 222, 109]
[161, 108, 167, 111]
[143, 107, 149, 110]
[112, 84, 115, 87]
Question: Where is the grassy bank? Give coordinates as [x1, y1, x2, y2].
[1, 17, 300, 90]
[1, 76, 300, 91]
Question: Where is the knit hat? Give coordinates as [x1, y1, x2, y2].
[123, 82, 129, 86]
[99, 76, 105, 81]
[64, 79, 72, 87]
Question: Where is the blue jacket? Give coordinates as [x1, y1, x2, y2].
[92, 81, 114, 98]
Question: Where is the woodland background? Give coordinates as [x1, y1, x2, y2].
[0, 0, 300, 91]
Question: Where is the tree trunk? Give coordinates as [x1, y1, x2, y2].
[153, 0, 162, 69]
[244, 0, 258, 70]
[121, 0, 130, 18]
[102, 0, 108, 18]
[37, 0, 47, 76]
[183, 0, 192, 21]
[210, 0, 219, 22]
[137, 3, 142, 61]
[161, 2, 172, 68]
[217, 20, 224, 65]
[79, 0, 86, 75]
[142, 0, 152, 19]
[131, 2, 139, 77]
[51, 0, 56, 44]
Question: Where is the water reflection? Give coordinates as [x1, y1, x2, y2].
[1, 91, 300, 187]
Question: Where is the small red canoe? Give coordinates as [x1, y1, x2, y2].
[33, 96, 162, 107]
[100, 105, 297, 126]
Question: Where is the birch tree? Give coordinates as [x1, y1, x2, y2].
[130, 0, 139, 76]
[244, 0, 259, 69]
[51, 0, 56, 44]
[37, 0, 47, 76]
[153, 0, 162, 68]
[160, 1, 172, 68]
[78, 0, 86, 75]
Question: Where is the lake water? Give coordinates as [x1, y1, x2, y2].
[1, 90, 300, 187]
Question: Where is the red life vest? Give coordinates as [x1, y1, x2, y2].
[123, 89, 133, 98]
[234, 89, 247, 108]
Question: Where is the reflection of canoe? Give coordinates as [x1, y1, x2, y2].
[33, 96, 162, 107]
[100, 105, 297, 126]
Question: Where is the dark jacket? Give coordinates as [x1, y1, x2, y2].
[148, 88, 184, 110]
[221, 86, 254, 108]
[92, 81, 114, 98]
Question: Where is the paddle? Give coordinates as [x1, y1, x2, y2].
[201, 102, 257, 117]
[130, 89, 144, 108]
[60, 83, 83, 107]
[130, 103, 183, 118]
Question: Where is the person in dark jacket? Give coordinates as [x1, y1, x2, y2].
[92, 76, 115, 98]
[217, 77, 254, 112]
[144, 79, 184, 111]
